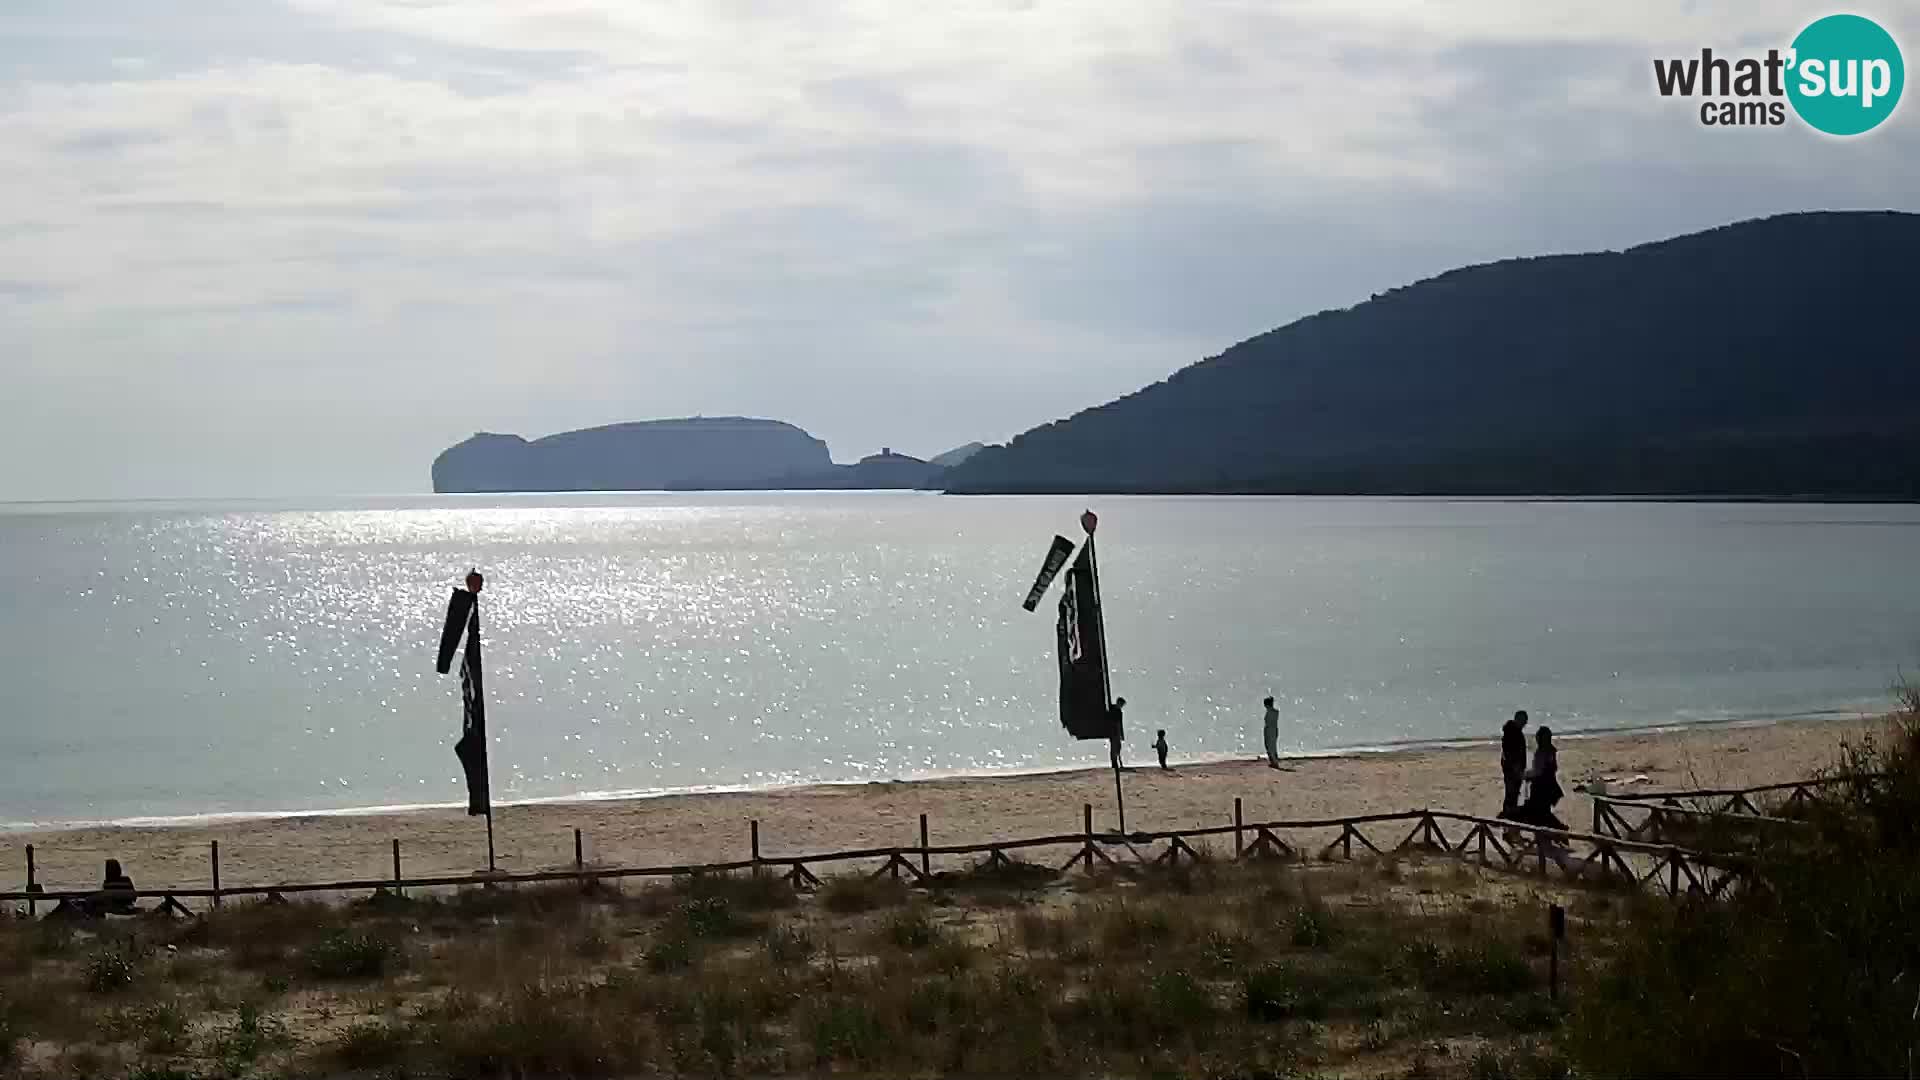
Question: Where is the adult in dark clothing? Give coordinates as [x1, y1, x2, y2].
[97, 859, 138, 915]
[1500, 710, 1529, 815]
[1108, 697, 1126, 771]
[1512, 727, 1568, 832]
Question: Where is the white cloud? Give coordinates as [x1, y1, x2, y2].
[1, 0, 1915, 498]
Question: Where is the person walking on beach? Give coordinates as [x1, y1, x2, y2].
[1152, 729, 1171, 771]
[1108, 697, 1127, 771]
[1500, 710, 1530, 816]
[1522, 726, 1567, 831]
[1262, 696, 1281, 769]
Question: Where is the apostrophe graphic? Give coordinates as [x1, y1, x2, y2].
[1787, 14, 1904, 135]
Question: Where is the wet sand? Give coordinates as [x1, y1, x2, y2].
[2, 715, 1879, 895]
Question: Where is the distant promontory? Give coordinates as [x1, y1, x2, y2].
[943, 211, 1920, 498]
[432, 418, 833, 493]
[431, 419, 978, 493]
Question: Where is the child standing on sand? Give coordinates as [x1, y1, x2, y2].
[1153, 729, 1171, 771]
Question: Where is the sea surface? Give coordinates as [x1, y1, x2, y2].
[2, 494, 1917, 826]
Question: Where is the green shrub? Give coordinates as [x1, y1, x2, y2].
[1099, 902, 1174, 949]
[85, 949, 138, 994]
[1148, 968, 1215, 1030]
[646, 933, 694, 973]
[1406, 937, 1533, 996]
[883, 907, 941, 950]
[424, 980, 656, 1076]
[678, 895, 744, 939]
[1289, 903, 1337, 949]
[765, 925, 816, 967]
[808, 997, 886, 1064]
[682, 869, 797, 912]
[208, 1002, 291, 1066]
[333, 1018, 412, 1069]
[1202, 928, 1252, 971]
[112, 1000, 191, 1054]
[1244, 963, 1328, 1022]
[301, 930, 398, 979]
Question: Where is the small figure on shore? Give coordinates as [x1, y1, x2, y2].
[1262, 696, 1281, 769]
[1153, 728, 1171, 771]
[1501, 710, 1529, 816]
[1108, 697, 1127, 771]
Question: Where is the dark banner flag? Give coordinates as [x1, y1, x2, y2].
[436, 586, 491, 817]
[1023, 535, 1077, 612]
[1056, 540, 1114, 740]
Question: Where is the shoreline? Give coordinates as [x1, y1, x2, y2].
[2, 712, 1884, 896]
[0, 703, 1879, 835]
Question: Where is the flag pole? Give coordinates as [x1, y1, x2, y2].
[474, 581, 496, 874]
[1083, 511, 1124, 835]
[439, 568, 497, 877]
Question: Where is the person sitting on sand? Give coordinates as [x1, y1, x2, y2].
[1501, 710, 1529, 815]
[97, 858, 138, 915]
[1153, 729, 1171, 771]
[1108, 697, 1127, 771]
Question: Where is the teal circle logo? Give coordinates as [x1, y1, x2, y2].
[1787, 14, 1904, 135]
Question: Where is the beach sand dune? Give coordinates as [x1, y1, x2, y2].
[3, 717, 1876, 896]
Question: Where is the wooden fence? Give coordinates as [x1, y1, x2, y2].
[1589, 772, 1892, 844]
[3, 798, 1748, 920]
[1597, 774, 1870, 816]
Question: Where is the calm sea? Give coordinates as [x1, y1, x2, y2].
[1, 494, 1916, 825]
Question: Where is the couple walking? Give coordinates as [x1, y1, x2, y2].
[1499, 709, 1566, 830]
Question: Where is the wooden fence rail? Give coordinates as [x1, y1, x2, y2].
[4, 797, 1752, 919]
[1589, 794, 1808, 844]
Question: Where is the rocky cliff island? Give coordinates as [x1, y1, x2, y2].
[431, 417, 833, 493]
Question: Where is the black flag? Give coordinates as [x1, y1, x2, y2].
[1056, 540, 1113, 740]
[1022, 535, 1076, 612]
[436, 587, 491, 817]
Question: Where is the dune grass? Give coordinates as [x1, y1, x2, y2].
[18, 691, 1917, 1079]
[1, 853, 1587, 1079]
[1567, 690, 1920, 1078]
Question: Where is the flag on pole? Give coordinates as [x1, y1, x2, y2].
[436, 584, 491, 817]
[1022, 535, 1077, 612]
[1056, 540, 1114, 740]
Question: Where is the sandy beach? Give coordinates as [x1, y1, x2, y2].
[2, 715, 1880, 896]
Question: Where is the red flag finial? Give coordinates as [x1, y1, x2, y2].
[465, 569, 484, 594]
[1080, 510, 1098, 535]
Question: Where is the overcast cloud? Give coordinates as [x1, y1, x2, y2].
[2, 0, 1915, 499]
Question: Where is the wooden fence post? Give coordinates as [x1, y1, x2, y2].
[751, 820, 761, 866]
[24, 844, 37, 918]
[574, 828, 585, 890]
[1234, 798, 1244, 858]
[210, 841, 221, 909]
[391, 839, 403, 898]
[919, 814, 930, 878]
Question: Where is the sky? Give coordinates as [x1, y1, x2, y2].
[2, 1, 1916, 500]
